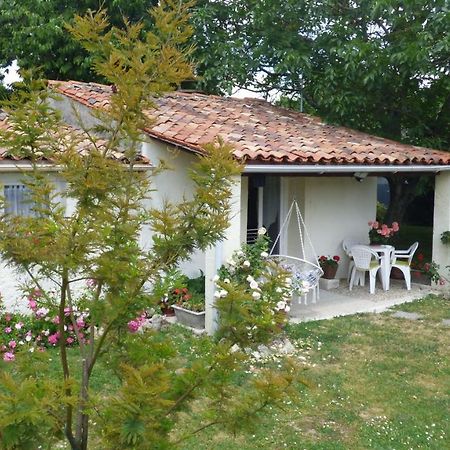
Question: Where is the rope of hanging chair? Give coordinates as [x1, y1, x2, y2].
[268, 199, 323, 292]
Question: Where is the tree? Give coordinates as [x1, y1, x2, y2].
[192, 0, 450, 222]
[0, 0, 158, 82]
[0, 3, 302, 449]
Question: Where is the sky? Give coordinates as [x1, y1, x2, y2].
[0, 61, 21, 86]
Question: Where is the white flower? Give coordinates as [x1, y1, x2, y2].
[260, 251, 269, 258]
[227, 257, 236, 266]
[246, 275, 254, 282]
[252, 291, 261, 300]
[214, 291, 221, 299]
[236, 250, 244, 257]
[29, 347, 35, 353]
[19, 340, 24, 345]
[285, 277, 292, 285]
[213, 275, 220, 282]
[43, 329, 50, 336]
[243, 260, 251, 268]
[251, 351, 261, 360]
[219, 289, 228, 298]
[275, 287, 283, 293]
[258, 227, 267, 235]
[277, 301, 286, 310]
[249, 280, 259, 290]
[224, 278, 230, 284]
[230, 344, 240, 353]
[285, 305, 291, 313]
[25, 335, 32, 342]
[15, 323, 23, 330]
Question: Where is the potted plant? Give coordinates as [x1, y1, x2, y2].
[318, 255, 340, 279]
[172, 291, 205, 329]
[368, 220, 399, 245]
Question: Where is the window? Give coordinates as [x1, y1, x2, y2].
[3, 185, 36, 216]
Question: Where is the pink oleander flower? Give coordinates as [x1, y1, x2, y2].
[9, 340, 17, 349]
[35, 307, 49, 318]
[14, 322, 23, 330]
[66, 337, 75, 345]
[28, 299, 37, 310]
[3, 352, 15, 362]
[127, 320, 141, 333]
[48, 333, 59, 345]
[0, 345, 7, 352]
[4, 327, 12, 334]
[76, 318, 85, 328]
[4, 314, 11, 322]
[53, 315, 60, 324]
[392, 222, 400, 232]
[64, 307, 72, 316]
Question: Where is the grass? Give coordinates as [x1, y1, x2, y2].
[179, 295, 450, 449]
[4, 296, 449, 449]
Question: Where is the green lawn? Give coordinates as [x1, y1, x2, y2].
[4, 296, 449, 449]
[180, 295, 450, 449]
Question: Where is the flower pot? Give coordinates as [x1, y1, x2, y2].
[321, 265, 338, 280]
[411, 270, 431, 286]
[160, 304, 175, 316]
[172, 305, 205, 329]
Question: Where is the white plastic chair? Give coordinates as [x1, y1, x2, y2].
[390, 242, 419, 290]
[349, 245, 382, 294]
[342, 238, 363, 281]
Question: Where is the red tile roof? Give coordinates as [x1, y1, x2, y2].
[50, 80, 450, 166]
[0, 110, 150, 165]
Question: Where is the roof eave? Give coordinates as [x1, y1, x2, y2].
[243, 164, 450, 174]
[0, 162, 154, 173]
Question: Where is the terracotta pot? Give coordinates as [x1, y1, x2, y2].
[160, 304, 175, 316]
[321, 264, 338, 280]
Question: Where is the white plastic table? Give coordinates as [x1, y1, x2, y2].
[365, 244, 394, 290]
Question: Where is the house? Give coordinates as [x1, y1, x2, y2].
[0, 109, 152, 311]
[2, 80, 450, 333]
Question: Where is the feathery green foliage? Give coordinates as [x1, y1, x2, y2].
[0, 3, 306, 449]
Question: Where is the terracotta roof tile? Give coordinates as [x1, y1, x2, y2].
[0, 110, 150, 165]
[48, 80, 450, 166]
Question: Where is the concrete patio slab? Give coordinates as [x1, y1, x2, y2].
[289, 279, 434, 323]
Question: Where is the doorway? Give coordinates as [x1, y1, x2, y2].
[247, 175, 281, 253]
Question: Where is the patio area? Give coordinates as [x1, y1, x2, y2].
[289, 279, 435, 323]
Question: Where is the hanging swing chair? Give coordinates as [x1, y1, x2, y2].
[269, 199, 323, 304]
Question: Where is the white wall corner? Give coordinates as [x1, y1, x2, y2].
[205, 175, 243, 335]
[432, 173, 450, 276]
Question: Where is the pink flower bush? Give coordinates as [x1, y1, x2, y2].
[3, 352, 15, 362]
[127, 320, 141, 333]
[368, 221, 400, 244]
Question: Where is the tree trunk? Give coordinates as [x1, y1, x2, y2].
[384, 175, 420, 224]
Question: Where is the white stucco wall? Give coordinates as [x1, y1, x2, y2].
[432, 173, 450, 278]
[141, 139, 206, 278]
[0, 172, 67, 312]
[284, 176, 377, 278]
